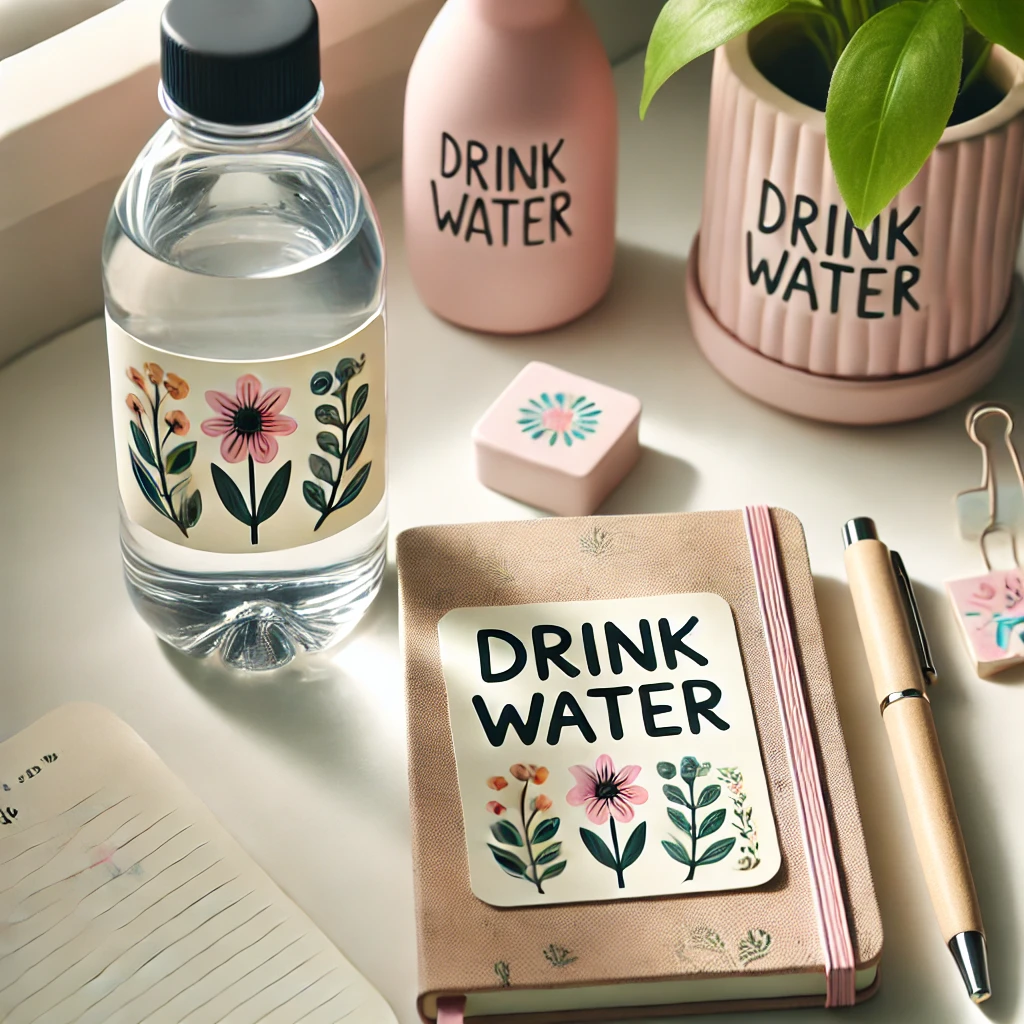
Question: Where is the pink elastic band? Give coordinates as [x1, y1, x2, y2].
[743, 505, 856, 1008]
[437, 996, 466, 1024]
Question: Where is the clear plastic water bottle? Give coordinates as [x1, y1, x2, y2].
[102, 0, 387, 670]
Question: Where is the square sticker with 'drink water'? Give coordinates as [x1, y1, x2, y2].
[437, 593, 782, 908]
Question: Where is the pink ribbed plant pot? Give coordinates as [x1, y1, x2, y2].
[688, 34, 1024, 425]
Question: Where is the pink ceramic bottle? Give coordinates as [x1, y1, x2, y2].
[403, 0, 617, 334]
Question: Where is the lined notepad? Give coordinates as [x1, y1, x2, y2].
[0, 704, 397, 1024]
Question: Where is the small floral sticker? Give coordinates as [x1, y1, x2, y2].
[125, 362, 201, 536]
[202, 374, 296, 545]
[659, 757, 736, 882]
[518, 392, 601, 447]
[486, 765, 566, 894]
[568, 754, 648, 888]
[719, 767, 760, 870]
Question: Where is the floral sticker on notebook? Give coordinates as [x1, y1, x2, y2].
[438, 593, 781, 908]
[485, 764, 566, 893]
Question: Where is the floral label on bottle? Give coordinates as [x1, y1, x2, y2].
[106, 314, 385, 555]
[437, 593, 781, 908]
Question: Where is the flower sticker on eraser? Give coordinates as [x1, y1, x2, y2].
[472, 361, 641, 517]
[946, 568, 1024, 678]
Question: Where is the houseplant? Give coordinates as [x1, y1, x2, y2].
[642, 0, 1024, 424]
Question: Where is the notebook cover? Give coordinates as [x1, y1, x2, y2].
[397, 510, 882, 1019]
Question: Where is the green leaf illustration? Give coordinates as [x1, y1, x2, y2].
[185, 490, 202, 529]
[130, 450, 169, 519]
[535, 842, 563, 865]
[738, 928, 773, 966]
[303, 480, 327, 512]
[315, 404, 343, 428]
[663, 784, 691, 808]
[335, 461, 371, 510]
[490, 820, 524, 847]
[539, 860, 567, 882]
[697, 762, 712, 777]
[309, 454, 334, 484]
[698, 807, 727, 838]
[531, 817, 560, 845]
[697, 784, 721, 808]
[335, 356, 364, 383]
[256, 461, 291, 524]
[317, 431, 341, 457]
[310, 370, 333, 395]
[695, 837, 736, 866]
[130, 422, 157, 468]
[165, 441, 197, 475]
[333, 380, 349, 405]
[351, 382, 369, 419]
[346, 415, 371, 470]
[620, 821, 647, 870]
[667, 807, 691, 834]
[657, 761, 677, 779]
[680, 756, 701, 781]
[580, 827, 617, 869]
[662, 838, 693, 865]
[488, 844, 528, 878]
[211, 463, 251, 526]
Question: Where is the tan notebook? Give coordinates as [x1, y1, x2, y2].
[0, 704, 397, 1024]
[397, 509, 882, 1021]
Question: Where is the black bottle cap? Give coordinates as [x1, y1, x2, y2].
[161, 0, 320, 126]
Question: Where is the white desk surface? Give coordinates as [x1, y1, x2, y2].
[2, 51, 1023, 1024]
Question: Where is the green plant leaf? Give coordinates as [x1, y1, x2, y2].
[663, 784, 692, 808]
[317, 431, 341, 457]
[335, 356, 364, 384]
[165, 441, 196, 475]
[540, 860, 567, 881]
[696, 762, 712, 777]
[620, 821, 647, 869]
[130, 421, 157, 468]
[580, 827, 617, 869]
[256, 461, 291, 524]
[826, 0, 963, 227]
[303, 480, 328, 512]
[697, 784, 722, 807]
[667, 807, 692, 834]
[698, 807, 727, 837]
[346, 416, 371, 470]
[335, 461, 371, 510]
[211, 463, 251, 526]
[695, 836, 737, 866]
[962, 35, 993, 96]
[531, 817, 560, 844]
[309, 454, 334, 484]
[679, 756, 700, 781]
[490, 820, 524, 847]
[185, 489, 202, 528]
[958, 0, 1024, 59]
[640, 0, 791, 117]
[333, 381, 349, 405]
[488, 844, 528, 878]
[657, 761, 677, 779]
[351, 383, 369, 419]
[310, 370, 333, 395]
[535, 842, 563, 865]
[315, 404, 343, 428]
[662, 838, 693, 865]
[130, 450, 169, 518]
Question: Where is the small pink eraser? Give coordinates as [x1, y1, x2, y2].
[472, 361, 641, 516]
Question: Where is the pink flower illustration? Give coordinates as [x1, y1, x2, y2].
[202, 374, 297, 464]
[567, 754, 648, 825]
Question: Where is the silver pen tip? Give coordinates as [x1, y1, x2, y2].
[949, 931, 991, 1003]
[842, 517, 878, 549]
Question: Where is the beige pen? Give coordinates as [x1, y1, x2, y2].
[843, 517, 990, 1003]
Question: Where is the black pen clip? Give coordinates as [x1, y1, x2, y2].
[891, 551, 937, 685]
